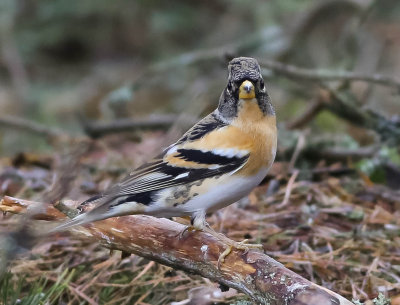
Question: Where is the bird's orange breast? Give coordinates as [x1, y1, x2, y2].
[232, 99, 277, 175]
[183, 99, 277, 176]
[241, 121, 277, 175]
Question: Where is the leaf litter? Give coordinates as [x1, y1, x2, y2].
[0, 132, 399, 304]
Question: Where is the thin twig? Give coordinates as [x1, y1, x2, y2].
[277, 170, 300, 209]
[260, 59, 400, 91]
[288, 133, 307, 172]
[143, 39, 400, 91]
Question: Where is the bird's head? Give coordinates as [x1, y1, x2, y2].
[218, 57, 274, 121]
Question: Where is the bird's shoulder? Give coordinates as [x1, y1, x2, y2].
[175, 111, 228, 145]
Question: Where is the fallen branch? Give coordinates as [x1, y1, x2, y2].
[82, 114, 198, 138]
[321, 87, 400, 145]
[1, 196, 354, 305]
[286, 86, 400, 146]
[304, 145, 378, 162]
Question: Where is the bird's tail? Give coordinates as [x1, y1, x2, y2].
[50, 193, 116, 233]
[49, 213, 96, 233]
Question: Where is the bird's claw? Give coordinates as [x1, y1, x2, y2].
[217, 246, 232, 269]
[217, 239, 263, 270]
[177, 225, 196, 239]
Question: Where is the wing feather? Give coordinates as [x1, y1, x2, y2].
[77, 111, 246, 213]
[115, 150, 248, 195]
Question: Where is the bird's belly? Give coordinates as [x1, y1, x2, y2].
[147, 167, 269, 217]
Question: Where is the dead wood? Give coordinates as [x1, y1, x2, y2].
[321, 87, 400, 145]
[1, 195, 354, 305]
[82, 114, 197, 138]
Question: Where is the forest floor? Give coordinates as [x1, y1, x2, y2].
[1, 130, 399, 305]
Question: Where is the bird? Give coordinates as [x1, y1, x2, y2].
[54, 57, 277, 265]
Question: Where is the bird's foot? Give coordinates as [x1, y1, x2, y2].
[217, 239, 263, 269]
[174, 216, 197, 239]
[177, 225, 197, 239]
[177, 217, 263, 268]
[200, 226, 262, 268]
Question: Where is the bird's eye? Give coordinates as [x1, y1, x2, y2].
[259, 79, 265, 90]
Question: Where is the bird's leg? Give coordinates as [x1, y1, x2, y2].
[177, 216, 198, 239]
[174, 216, 191, 238]
[176, 211, 216, 239]
[190, 211, 263, 269]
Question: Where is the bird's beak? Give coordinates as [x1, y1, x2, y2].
[239, 80, 255, 99]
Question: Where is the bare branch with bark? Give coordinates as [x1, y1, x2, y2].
[1, 196, 354, 305]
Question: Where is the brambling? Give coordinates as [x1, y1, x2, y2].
[55, 57, 277, 265]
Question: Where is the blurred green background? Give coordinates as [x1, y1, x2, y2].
[0, 0, 399, 157]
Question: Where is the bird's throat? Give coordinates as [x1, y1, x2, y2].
[236, 98, 266, 122]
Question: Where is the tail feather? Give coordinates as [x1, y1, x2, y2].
[50, 193, 141, 233]
[50, 193, 119, 233]
[50, 212, 100, 233]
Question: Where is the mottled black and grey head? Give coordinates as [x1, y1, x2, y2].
[217, 57, 274, 121]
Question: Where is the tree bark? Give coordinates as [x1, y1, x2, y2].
[1, 196, 354, 305]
